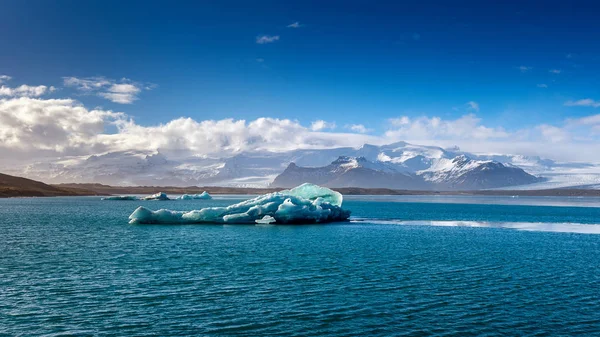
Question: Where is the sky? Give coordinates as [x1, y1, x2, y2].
[1, 0, 600, 164]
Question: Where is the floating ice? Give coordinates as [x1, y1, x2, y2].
[177, 192, 212, 200]
[129, 183, 350, 224]
[282, 183, 342, 206]
[141, 192, 170, 201]
[102, 195, 138, 201]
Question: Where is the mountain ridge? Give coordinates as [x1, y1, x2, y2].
[272, 155, 542, 190]
[6, 141, 600, 190]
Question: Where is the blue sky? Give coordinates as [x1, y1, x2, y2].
[1, 0, 600, 163]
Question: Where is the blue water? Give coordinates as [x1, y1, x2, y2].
[2, 195, 600, 336]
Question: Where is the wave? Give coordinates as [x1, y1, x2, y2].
[351, 218, 600, 234]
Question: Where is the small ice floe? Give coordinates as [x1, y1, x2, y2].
[141, 192, 170, 201]
[101, 196, 138, 201]
[177, 192, 212, 200]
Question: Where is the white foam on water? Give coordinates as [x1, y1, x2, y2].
[351, 218, 600, 234]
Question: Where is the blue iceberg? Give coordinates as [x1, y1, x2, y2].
[177, 191, 212, 200]
[128, 183, 350, 224]
[102, 195, 138, 201]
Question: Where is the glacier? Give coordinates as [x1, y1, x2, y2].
[128, 183, 350, 224]
[102, 195, 138, 201]
[177, 192, 212, 200]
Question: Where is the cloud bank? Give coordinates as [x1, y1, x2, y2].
[3, 78, 600, 165]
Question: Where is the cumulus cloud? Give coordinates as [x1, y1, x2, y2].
[0, 75, 12, 84]
[385, 114, 508, 141]
[5, 92, 600, 164]
[346, 124, 371, 133]
[565, 99, 600, 108]
[310, 120, 336, 131]
[0, 84, 55, 97]
[256, 35, 280, 44]
[0, 97, 124, 159]
[0, 95, 378, 162]
[287, 22, 302, 28]
[63, 76, 150, 104]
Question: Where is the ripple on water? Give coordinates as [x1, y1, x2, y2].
[2, 197, 600, 335]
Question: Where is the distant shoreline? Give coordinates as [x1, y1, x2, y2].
[4, 170, 600, 199]
[51, 183, 600, 198]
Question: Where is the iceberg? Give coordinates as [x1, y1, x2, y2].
[177, 191, 212, 200]
[129, 183, 350, 224]
[102, 195, 138, 201]
[141, 192, 170, 201]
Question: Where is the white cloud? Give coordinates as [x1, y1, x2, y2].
[63, 76, 111, 91]
[0, 75, 12, 84]
[0, 97, 124, 159]
[98, 92, 138, 104]
[537, 84, 548, 88]
[566, 114, 600, 126]
[0, 95, 377, 162]
[0, 84, 54, 97]
[346, 124, 371, 133]
[565, 99, 600, 108]
[310, 120, 336, 131]
[549, 69, 562, 74]
[6, 91, 600, 164]
[518, 66, 532, 73]
[63, 76, 150, 104]
[536, 124, 569, 143]
[287, 22, 302, 28]
[385, 114, 508, 141]
[389, 116, 411, 126]
[466, 101, 479, 112]
[256, 35, 280, 44]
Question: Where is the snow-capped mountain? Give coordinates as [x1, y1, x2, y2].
[418, 155, 542, 190]
[272, 156, 428, 189]
[7, 141, 600, 190]
[272, 155, 541, 190]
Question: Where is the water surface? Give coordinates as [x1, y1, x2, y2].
[2, 195, 600, 336]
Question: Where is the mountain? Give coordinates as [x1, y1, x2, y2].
[418, 155, 542, 190]
[273, 155, 541, 190]
[6, 141, 600, 190]
[0, 173, 102, 198]
[272, 156, 427, 189]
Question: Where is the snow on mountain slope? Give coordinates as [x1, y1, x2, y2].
[273, 155, 540, 190]
[7, 141, 600, 189]
[272, 156, 426, 189]
[418, 155, 542, 190]
[15, 151, 224, 186]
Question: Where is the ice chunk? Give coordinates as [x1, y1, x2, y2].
[177, 191, 212, 200]
[102, 195, 138, 201]
[283, 183, 343, 206]
[255, 215, 276, 224]
[129, 183, 350, 224]
[141, 192, 170, 201]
